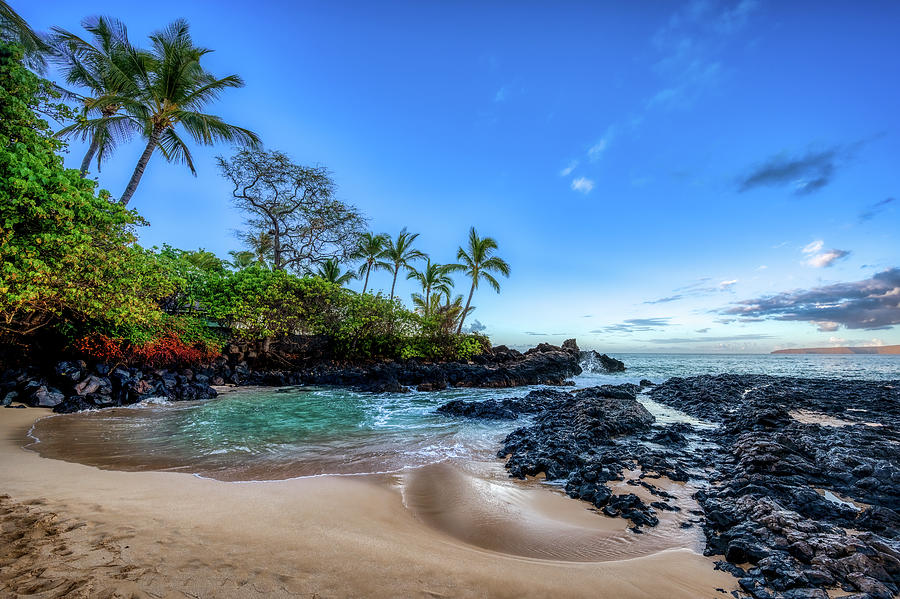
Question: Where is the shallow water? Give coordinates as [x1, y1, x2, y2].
[28, 353, 898, 482]
[28, 385, 525, 481]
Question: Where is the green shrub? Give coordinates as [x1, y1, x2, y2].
[0, 43, 173, 347]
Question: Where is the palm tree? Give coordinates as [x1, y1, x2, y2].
[50, 17, 144, 176]
[313, 259, 356, 286]
[183, 249, 224, 273]
[0, 1, 50, 71]
[407, 259, 454, 316]
[227, 250, 255, 270]
[382, 229, 426, 301]
[243, 231, 273, 266]
[89, 19, 260, 206]
[352, 232, 388, 294]
[450, 228, 510, 334]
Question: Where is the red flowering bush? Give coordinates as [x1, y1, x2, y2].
[130, 333, 220, 367]
[72, 330, 221, 369]
[72, 333, 125, 363]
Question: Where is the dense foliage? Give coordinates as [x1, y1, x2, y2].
[198, 266, 489, 361]
[0, 42, 171, 347]
[1, 17, 502, 369]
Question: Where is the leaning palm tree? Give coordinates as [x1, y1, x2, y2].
[407, 259, 454, 316]
[0, 1, 50, 71]
[91, 19, 260, 206]
[352, 232, 388, 294]
[313, 259, 356, 286]
[50, 17, 144, 176]
[450, 228, 510, 334]
[382, 228, 426, 301]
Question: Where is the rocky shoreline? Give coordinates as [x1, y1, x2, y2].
[438, 375, 900, 599]
[0, 339, 607, 413]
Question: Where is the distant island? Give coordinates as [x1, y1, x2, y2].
[772, 345, 900, 355]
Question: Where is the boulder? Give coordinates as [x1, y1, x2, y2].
[33, 385, 65, 407]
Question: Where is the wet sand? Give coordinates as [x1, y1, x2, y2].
[1, 408, 735, 598]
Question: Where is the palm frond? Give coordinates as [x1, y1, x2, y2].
[156, 127, 197, 174]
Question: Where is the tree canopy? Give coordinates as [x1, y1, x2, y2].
[219, 148, 366, 273]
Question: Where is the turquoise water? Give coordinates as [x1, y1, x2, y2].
[29, 354, 899, 481]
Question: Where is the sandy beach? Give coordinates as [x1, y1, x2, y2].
[0, 407, 736, 598]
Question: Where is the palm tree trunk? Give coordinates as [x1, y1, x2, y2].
[362, 264, 371, 294]
[390, 269, 398, 301]
[457, 281, 476, 334]
[425, 288, 430, 317]
[80, 137, 100, 177]
[119, 129, 160, 206]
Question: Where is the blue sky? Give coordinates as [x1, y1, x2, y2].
[23, 1, 900, 352]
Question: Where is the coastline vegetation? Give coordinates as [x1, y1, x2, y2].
[0, 4, 505, 369]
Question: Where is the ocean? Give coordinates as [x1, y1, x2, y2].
[27, 353, 899, 482]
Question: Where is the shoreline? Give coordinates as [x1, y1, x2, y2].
[1, 407, 736, 598]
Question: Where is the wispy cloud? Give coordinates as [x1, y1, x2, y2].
[722, 267, 900, 330]
[649, 333, 773, 344]
[559, 160, 578, 177]
[592, 318, 673, 334]
[644, 294, 684, 305]
[588, 138, 608, 161]
[695, 328, 710, 333]
[524, 331, 547, 336]
[571, 177, 595, 194]
[737, 145, 859, 195]
[493, 86, 508, 103]
[647, 0, 758, 110]
[645, 276, 738, 304]
[859, 197, 896, 223]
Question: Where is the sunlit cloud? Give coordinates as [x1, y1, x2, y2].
[722, 267, 900, 330]
[807, 249, 850, 268]
[802, 240, 824, 254]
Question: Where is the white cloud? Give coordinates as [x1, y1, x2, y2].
[807, 249, 850, 268]
[756, 265, 768, 270]
[815, 321, 840, 332]
[559, 161, 578, 177]
[493, 86, 508, 103]
[588, 138, 608, 161]
[802, 240, 824, 254]
[719, 279, 738, 289]
[571, 177, 594, 193]
[864, 338, 885, 347]
[828, 336, 847, 346]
